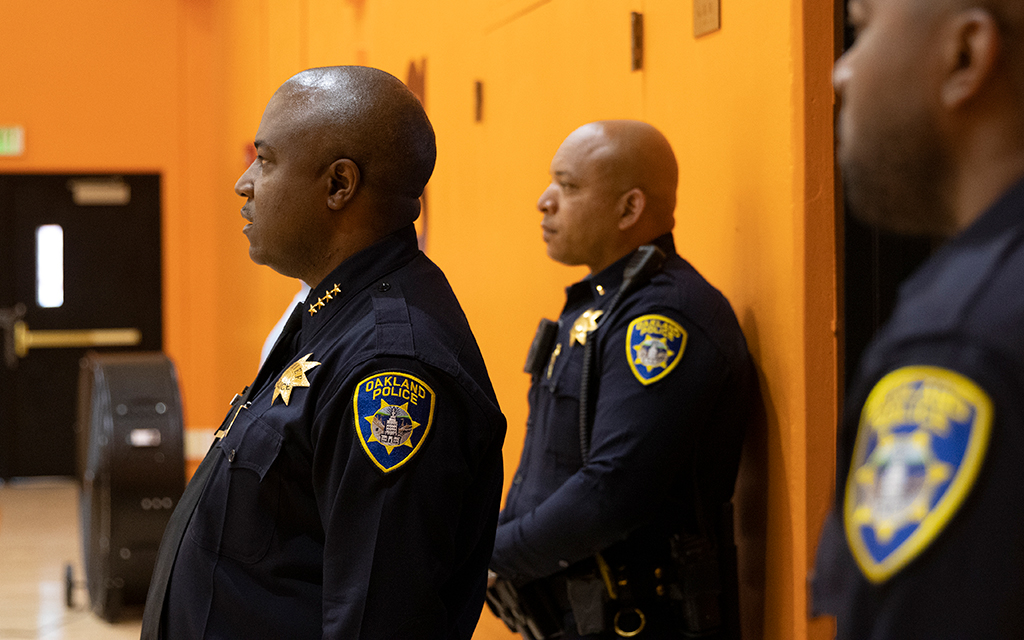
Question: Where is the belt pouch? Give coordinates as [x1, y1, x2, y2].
[566, 575, 608, 635]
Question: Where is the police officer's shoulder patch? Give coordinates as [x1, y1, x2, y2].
[353, 371, 436, 473]
[844, 365, 993, 583]
[626, 314, 687, 385]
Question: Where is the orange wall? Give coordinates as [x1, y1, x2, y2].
[0, 1, 837, 638]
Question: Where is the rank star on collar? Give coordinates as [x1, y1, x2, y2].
[273, 353, 321, 405]
[309, 283, 342, 316]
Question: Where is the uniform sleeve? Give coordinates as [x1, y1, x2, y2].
[490, 311, 733, 585]
[815, 340, 1024, 639]
[310, 356, 504, 638]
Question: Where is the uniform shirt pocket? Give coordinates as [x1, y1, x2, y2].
[541, 342, 585, 471]
[544, 340, 582, 397]
[188, 412, 284, 564]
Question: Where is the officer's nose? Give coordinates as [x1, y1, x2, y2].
[537, 184, 556, 214]
[832, 51, 851, 101]
[235, 159, 257, 198]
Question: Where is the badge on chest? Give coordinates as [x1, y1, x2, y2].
[273, 354, 321, 405]
[844, 366, 992, 582]
[354, 371, 436, 473]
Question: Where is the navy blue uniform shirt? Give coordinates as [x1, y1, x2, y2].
[146, 225, 506, 639]
[813, 178, 1024, 638]
[491, 235, 756, 635]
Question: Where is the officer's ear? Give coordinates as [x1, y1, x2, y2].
[617, 188, 646, 231]
[327, 159, 360, 210]
[941, 8, 999, 108]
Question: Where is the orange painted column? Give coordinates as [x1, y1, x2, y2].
[800, 0, 841, 639]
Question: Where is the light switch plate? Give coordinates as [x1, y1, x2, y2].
[694, 0, 721, 37]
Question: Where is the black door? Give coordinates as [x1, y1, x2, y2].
[0, 174, 163, 479]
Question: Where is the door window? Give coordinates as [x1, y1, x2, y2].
[36, 224, 64, 308]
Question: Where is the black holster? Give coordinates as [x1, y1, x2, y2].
[671, 504, 741, 639]
[669, 534, 724, 636]
[563, 515, 739, 639]
[486, 577, 564, 640]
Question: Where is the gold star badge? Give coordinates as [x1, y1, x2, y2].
[364, 400, 421, 454]
[273, 353, 321, 405]
[571, 309, 604, 346]
[850, 431, 952, 544]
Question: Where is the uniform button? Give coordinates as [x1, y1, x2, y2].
[558, 560, 569, 568]
[228, 449, 236, 462]
[513, 475, 523, 485]
[378, 282, 391, 292]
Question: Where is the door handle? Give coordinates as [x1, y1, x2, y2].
[0, 304, 141, 369]
[0, 303, 26, 368]
[13, 322, 141, 357]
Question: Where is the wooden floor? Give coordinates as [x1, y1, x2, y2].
[0, 478, 141, 640]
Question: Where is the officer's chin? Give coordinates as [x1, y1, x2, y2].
[248, 244, 270, 267]
[546, 245, 575, 268]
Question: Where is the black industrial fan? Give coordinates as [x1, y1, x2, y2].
[66, 351, 185, 621]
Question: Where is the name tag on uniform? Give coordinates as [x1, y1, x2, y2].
[844, 366, 992, 582]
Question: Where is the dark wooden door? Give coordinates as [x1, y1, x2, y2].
[0, 174, 163, 478]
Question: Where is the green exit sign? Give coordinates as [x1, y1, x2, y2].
[0, 126, 25, 156]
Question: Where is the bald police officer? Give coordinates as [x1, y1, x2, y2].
[488, 121, 757, 639]
[141, 66, 506, 639]
[814, 0, 1024, 637]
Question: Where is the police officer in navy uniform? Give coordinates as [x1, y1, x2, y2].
[140, 66, 506, 639]
[488, 120, 757, 639]
[813, 0, 1024, 637]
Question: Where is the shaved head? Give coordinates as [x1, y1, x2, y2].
[277, 66, 436, 223]
[537, 119, 679, 273]
[235, 66, 437, 285]
[978, 0, 1024, 93]
[580, 120, 679, 228]
[972, 0, 1024, 33]
[931, 0, 1024, 92]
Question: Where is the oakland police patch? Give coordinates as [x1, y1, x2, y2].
[844, 366, 993, 583]
[353, 372, 436, 473]
[626, 314, 687, 385]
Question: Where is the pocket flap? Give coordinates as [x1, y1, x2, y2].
[218, 413, 283, 480]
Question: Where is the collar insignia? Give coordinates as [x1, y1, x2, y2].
[308, 283, 342, 316]
[571, 309, 604, 346]
[272, 353, 321, 405]
[354, 371, 436, 473]
[626, 314, 687, 385]
[845, 366, 992, 583]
